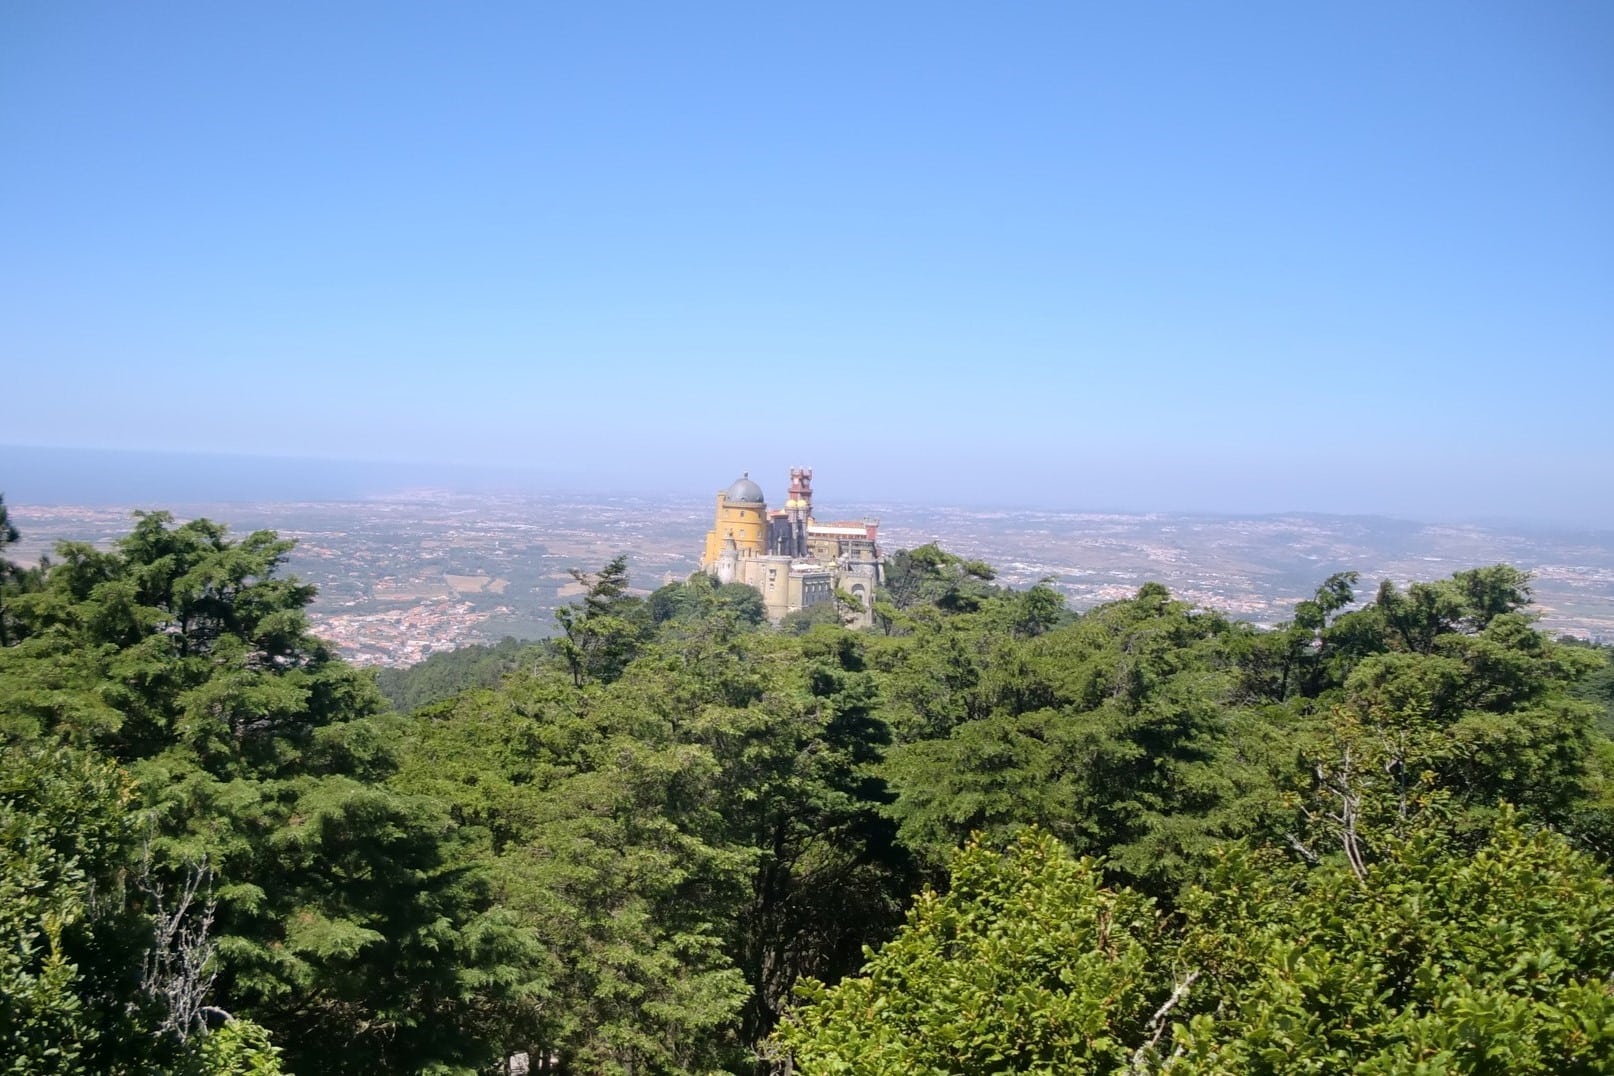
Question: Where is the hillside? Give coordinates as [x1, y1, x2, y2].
[3, 502, 1613, 1073]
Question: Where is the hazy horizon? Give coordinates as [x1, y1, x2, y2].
[4, 4, 1611, 527]
[5, 442, 1613, 536]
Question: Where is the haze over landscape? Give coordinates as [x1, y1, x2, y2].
[6, 451, 1614, 666]
[4, 3, 1612, 524]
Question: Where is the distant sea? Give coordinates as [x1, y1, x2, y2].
[0, 445, 556, 506]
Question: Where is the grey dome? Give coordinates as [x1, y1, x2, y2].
[726, 474, 765, 504]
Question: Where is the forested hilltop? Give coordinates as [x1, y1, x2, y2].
[4, 500, 1614, 1074]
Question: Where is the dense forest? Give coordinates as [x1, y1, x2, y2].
[4, 497, 1614, 1074]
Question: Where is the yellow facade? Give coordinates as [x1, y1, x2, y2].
[702, 491, 767, 566]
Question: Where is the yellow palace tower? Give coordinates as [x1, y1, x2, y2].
[701, 473, 768, 565]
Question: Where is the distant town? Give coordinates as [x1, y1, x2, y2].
[9, 492, 1614, 667]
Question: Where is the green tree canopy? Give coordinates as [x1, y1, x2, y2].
[778, 816, 1614, 1075]
[6, 507, 1612, 1073]
[0, 513, 512, 1074]
[775, 829, 1163, 1074]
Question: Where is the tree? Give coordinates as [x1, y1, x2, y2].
[648, 573, 767, 629]
[1171, 814, 1614, 1072]
[779, 601, 842, 635]
[204, 775, 511, 1075]
[880, 584, 1245, 897]
[1277, 596, 1606, 856]
[774, 829, 1166, 1074]
[1373, 565, 1532, 656]
[552, 555, 650, 687]
[0, 745, 150, 1072]
[0, 512, 507, 1074]
[391, 657, 757, 1072]
[373, 636, 537, 713]
[776, 818, 1614, 1075]
[176, 1018, 286, 1075]
[0, 493, 48, 648]
[0, 511, 381, 769]
[713, 581, 768, 626]
[0, 743, 291, 1074]
[699, 629, 913, 1045]
[1234, 571, 1359, 703]
[880, 544, 1000, 617]
[1565, 639, 1614, 735]
[0, 494, 17, 549]
[1012, 577, 1068, 639]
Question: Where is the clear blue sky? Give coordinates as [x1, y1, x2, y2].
[3, 3, 1611, 522]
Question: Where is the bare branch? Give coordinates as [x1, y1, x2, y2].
[1284, 832, 1319, 865]
[135, 843, 219, 1042]
[1128, 970, 1200, 1074]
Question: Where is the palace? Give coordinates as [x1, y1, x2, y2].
[700, 468, 882, 627]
